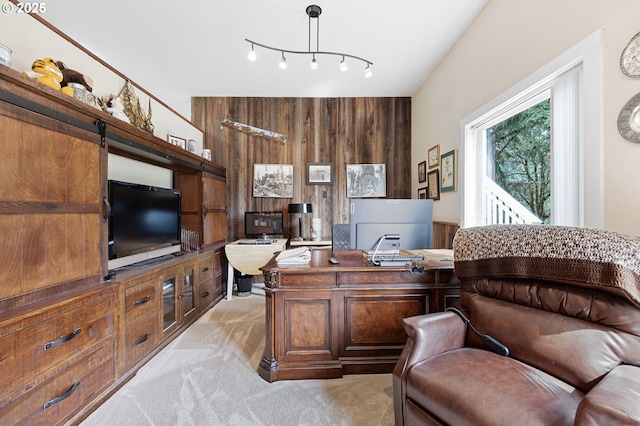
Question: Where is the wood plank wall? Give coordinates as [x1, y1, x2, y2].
[432, 221, 460, 250]
[191, 97, 412, 242]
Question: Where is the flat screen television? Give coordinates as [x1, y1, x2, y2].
[349, 199, 433, 250]
[108, 180, 182, 269]
[244, 211, 283, 237]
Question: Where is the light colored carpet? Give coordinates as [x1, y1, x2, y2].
[82, 294, 395, 425]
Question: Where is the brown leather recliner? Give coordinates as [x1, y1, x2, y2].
[393, 225, 640, 426]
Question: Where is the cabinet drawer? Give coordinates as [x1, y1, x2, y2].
[124, 279, 159, 327]
[125, 316, 159, 368]
[0, 343, 114, 426]
[199, 253, 214, 282]
[199, 278, 214, 310]
[213, 249, 222, 270]
[0, 293, 113, 403]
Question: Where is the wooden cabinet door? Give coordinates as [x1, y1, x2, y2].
[202, 173, 226, 247]
[0, 103, 105, 301]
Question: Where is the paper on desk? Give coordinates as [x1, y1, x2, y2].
[276, 246, 311, 265]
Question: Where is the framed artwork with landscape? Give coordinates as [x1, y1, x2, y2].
[253, 164, 293, 198]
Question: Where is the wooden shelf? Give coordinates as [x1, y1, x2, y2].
[0, 64, 225, 178]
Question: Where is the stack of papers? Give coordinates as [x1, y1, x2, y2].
[276, 247, 311, 265]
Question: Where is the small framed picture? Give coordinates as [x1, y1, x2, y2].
[307, 163, 333, 185]
[418, 187, 427, 199]
[418, 161, 426, 183]
[427, 169, 440, 200]
[168, 134, 186, 149]
[440, 149, 457, 192]
[428, 145, 440, 168]
[346, 164, 386, 198]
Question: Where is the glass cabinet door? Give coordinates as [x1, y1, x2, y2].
[183, 267, 195, 318]
[162, 278, 176, 330]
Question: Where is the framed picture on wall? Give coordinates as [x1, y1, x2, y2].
[440, 149, 457, 192]
[253, 164, 293, 198]
[307, 163, 333, 185]
[418, 161, 426, 183]
[427, 169, 440, 200]
[418, 187, 427, 199]
[428, 145, 440, 168]
[346, 164, 386, 198]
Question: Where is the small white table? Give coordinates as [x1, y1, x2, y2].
[225, 238, 288, 300]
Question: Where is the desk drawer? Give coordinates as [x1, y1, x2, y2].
[124, 279, 159, 327]
[0, 291, 113, 404]
[337, 270, 437, 286]
[279, 272, 336, 288]
[0, 343, 114, 426]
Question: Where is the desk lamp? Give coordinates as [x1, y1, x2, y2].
[288, 203, 312, 241]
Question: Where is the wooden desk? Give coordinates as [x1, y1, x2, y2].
[258, 249, 459, 382]
[225, 239, 288, 300]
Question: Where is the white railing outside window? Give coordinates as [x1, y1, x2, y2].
[484, 177, 541, 224]
[461, 31, 603, 229]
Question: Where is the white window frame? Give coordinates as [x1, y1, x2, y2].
[460, 30, 603, 228]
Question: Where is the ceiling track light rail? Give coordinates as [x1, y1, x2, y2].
[246, 4, 373, 77]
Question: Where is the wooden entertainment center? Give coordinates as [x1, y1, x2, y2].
[0, 65, 227, 424]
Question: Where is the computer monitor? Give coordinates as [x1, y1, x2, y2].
[349, 199, 433, 250]
[244, 211, 283, 237]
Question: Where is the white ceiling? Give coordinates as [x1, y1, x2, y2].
[42, 0, 487, 109]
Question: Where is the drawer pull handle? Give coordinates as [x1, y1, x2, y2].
[201, 291, 210, 298]
[44, 328, 81, 350]
[43, 380, 81, 410]
[201, 267, 210, 273]
[132, 295, 151, 307]
[133, 332, 152, 347]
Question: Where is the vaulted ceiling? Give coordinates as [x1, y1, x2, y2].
[42, 0, 487, 108]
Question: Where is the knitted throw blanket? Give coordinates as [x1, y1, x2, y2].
[453, 225, 640, 307]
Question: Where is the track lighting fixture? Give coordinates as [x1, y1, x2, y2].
[340, 56, 348, 72]
[364, 64, 373, 78]
[248, 43, 257, 62]
[246, 5, 373, 77]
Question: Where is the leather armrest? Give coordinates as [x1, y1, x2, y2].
[576, 364, 640, 425]
[392, 312, 466, 426]
[399, 312, 467, 370]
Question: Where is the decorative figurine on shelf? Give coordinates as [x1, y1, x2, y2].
[55, 61, 101, 109]
[55, 60, 94, 93]
[106, 97, 130, 123]
[117, 80, 154, 134]
[23, 57, 67, 93]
